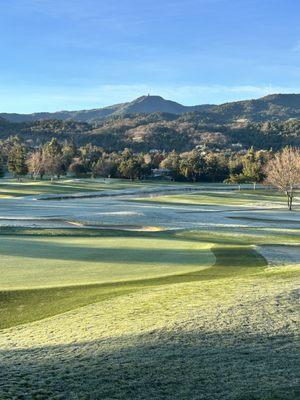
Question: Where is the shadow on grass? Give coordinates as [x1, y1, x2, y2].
[0, 246, 267, 329]
[0, 237, 211, 264]
[228, 216, 300, 225]
[0, 330, 298, 400]
[0, 182, 108, 196]
[1, 226, 300, 246]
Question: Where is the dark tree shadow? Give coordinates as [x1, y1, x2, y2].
[0, 330, 298, 400]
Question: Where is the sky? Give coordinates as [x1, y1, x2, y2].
[1, 0, 300, 113]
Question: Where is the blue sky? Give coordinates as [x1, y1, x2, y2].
[1, 0, 300, 112]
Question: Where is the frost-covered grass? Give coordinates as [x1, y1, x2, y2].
[0, 235, 214, 290]
[134, 189, 295, 208]
[1, 177, 200, 198]
[0, 233, 215, 328]
[0, 182, 299, 399]
[0, 247, 298, 400]
[0, 178, 146, 197]
[0, 177, 229, 198]
[0, 228, 273, 330]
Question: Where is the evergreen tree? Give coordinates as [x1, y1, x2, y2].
[160, 150, 181, 180]
[180, 150, 204, 181]
[43, 138, 65, 181]
[7, 137, 28, 181]
[204, 153, 229, 182]
[92, 156, 117, 178]
[118, 157, 140, 180]
[225, 173, 247, 191]
[0, 153, 4, 178]
[68, 159, 88, 177]
[79, 144, 102, 170]
[62, 139, 78, 166]
[242, 147, 263, 189]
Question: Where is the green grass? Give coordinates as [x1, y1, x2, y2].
[175, 227, 300, 245]
[133, 189, 297, 208]
[0, 232, 212, 328]
[0, 241, 298, 399]
[0, 177, 166, 197]
[228, 215, 300, 224]
[0, 235, 214, 290]
[0, 183, 299, 400]
[0, 177, 224, 198]
[0, 239, 266, 329]
[0, 225, 298, 330]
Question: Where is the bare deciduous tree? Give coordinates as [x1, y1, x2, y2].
[264, 147, 300, 210]
[27, 149, 45, 180]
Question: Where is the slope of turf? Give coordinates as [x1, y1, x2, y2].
[0, 260, 298, 400]
[0, 178, 226, 198]
[0, 235, 214, 290]
[0, 182, 299, 400]
[0, 245, 265, 329]
[0, 178, 168, 197]
[132, 190, 289, 207]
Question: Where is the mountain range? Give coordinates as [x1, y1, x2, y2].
[1, 93, 300, 123]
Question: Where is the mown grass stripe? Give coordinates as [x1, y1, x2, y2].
[0, 244, 266, 329]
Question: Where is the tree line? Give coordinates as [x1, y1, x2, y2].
[0, 136, 299, 209]
[0, 136, 272, 184]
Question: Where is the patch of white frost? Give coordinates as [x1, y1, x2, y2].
[256, 245, 300, 267]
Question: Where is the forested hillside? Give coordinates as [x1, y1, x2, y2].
[0, 112, 299, 152]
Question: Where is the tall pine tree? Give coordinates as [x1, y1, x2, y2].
[7, 137, 28, 181]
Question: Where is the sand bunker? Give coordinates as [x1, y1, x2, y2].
[66, 221, 163, 231]
[95, 211, 143, 216]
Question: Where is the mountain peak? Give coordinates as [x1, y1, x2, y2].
[131, 95, 174, 104]
[114, 94, 188, 115]
[129, 95, 164, 105]
[1, 93, 299, 123]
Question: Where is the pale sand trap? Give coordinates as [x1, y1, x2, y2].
[256, 245, 300, 266]
[67, 221, 164, 231]
[95, 211, 143, 216]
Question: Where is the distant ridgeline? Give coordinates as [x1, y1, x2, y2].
[0, 94, 299, 151]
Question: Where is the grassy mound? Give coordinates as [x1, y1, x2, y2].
[0, 182, 299, 399]
[0, 239, 266, 329]
[0, 254, 298, 400]
[0, 232, 215, 328]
